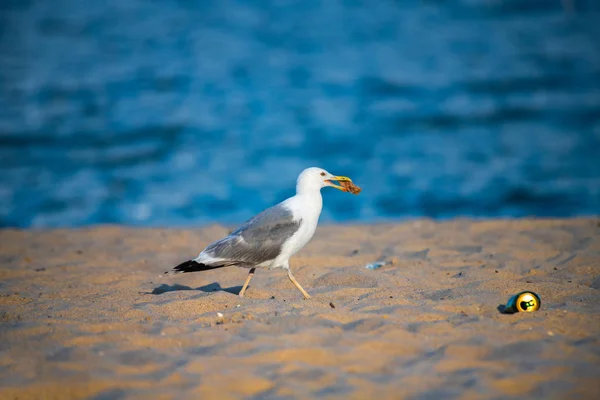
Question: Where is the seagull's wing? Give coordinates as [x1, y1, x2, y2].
[197, 204, 302, 267]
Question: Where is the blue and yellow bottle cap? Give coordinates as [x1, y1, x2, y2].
[505, 291, 541, 313]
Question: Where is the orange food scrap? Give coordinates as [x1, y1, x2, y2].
[340, 180, 361, 195]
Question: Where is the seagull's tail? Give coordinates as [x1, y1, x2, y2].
[164, 260, 226, 275]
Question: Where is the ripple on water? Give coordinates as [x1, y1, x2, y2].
[0, 0, 599, 227]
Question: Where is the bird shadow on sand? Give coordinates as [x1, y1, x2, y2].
[149, 282, 242, 295]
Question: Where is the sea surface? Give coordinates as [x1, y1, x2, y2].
[1, 0, 599, 227]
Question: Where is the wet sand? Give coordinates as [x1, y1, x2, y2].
[1, 219, 599, 399]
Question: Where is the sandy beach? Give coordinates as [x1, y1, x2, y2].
[1, 219, 599, 399]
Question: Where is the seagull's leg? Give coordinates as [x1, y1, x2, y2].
[287, 268, 311, 299]
[239, 268, 256, 297]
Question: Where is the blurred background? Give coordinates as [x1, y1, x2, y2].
[1, 0, 599, 228]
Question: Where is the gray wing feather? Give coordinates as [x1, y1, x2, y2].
[204, 204, 301, 266]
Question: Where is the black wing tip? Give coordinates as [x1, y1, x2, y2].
[168, 260, 199, 274]
[165, 260, 226, 275]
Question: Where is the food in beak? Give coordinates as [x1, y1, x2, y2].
[340, 180, 362, 195]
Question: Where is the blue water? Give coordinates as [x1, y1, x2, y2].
[1, 0, 599, 227]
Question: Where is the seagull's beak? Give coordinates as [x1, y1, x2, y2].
[325, 175, 352, 191]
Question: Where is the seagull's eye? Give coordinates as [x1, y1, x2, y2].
[320, 172, 326, 177]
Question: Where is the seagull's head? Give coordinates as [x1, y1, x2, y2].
[296, 167, 356, 194]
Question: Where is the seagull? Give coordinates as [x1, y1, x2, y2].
[165, 167, 360, 299]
